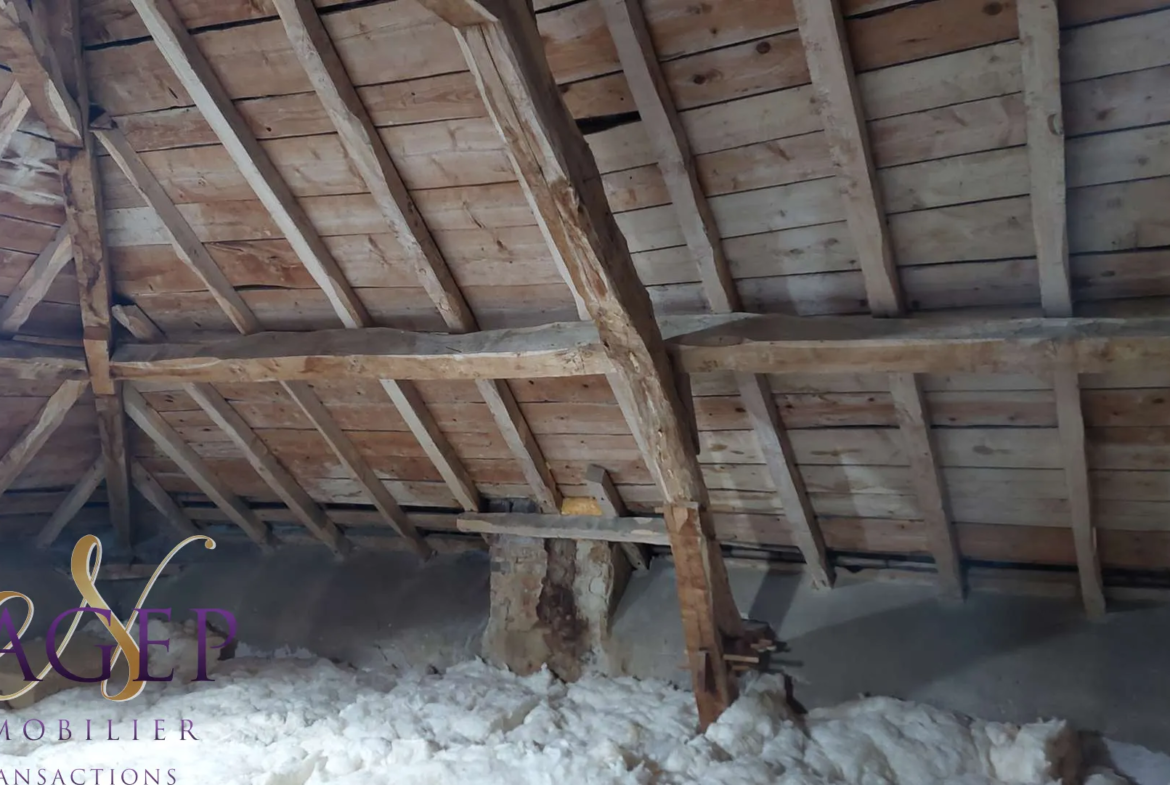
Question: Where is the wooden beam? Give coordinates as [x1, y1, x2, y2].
[93, 125, 261, 335]
[735, 372, 832, 588]
[664, 313, 1170, 376]
[45, 0, 132, 548]
[600, 0, 829, 586]
[793, 0, 960, 595]
[124, 385, 273, 548]
[184, 381, 348, 556]
[457, 511, 670, 545]
[0, 81, 30, 158]
[127, 0, 368, 329]
[271, 0, 559, 512]
[282, 379, 431, 557]
[100, 313, 1170, 383]
[1054, 362, 1105, 617]
[271, 0, 476, 333]
[0, 340, 87, 380]
[794, 0, 901, 316]
[111, 322, 610, 383]
[0, 0, 82, 146]
[1020, 0, 1104, 617]
[96, 145, 427, 554]
[379, 378, 481, 512]
[35, 455, 103, 548]
[60, 140, 114, 396]
[130, 459, 200, 539]
[95, 388, 132, 547]
[888, 373, 964, 599]
[476, 378, 560, 512]
[598, 0, 736, 312]
[127, 0, 500, 516]
[423, 0, 742, 727]
[585, 463, 650, 570]
[112, 303, 165, 342]
[0, 225, 73, 336]
[0, 379, 87, 499]
[1021, 0, 1072, 317]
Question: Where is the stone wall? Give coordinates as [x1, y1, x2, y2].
[482, 535, 631, 680]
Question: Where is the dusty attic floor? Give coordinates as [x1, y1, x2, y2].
[5, 542, 1170, 782]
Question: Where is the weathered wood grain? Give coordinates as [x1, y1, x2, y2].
[124, 384, 273, 547]
[0, 379, 87, 498]
[0, 226, 73, 336]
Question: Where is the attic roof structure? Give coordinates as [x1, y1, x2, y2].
[2, 0, 1170, 723]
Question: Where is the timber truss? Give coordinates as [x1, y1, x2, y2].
[0, 0, 1113, 723]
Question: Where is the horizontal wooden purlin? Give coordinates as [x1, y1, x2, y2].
[455, 512, 670, 545]
[0, 342, 89, 380]
[89, 314, 1170, 383]
[666, 314, 1170, 377]
[109, 323, 611, 383]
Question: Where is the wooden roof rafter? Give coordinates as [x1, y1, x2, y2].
[0, 0, 140, 547]
[0, 225, 73, 336]
[794, 0, 963, 599]
[600, 0, 832, 590]
[124, 0, 567, 520]
[1019, 0, 1106, 617]
[0, 80, 30, 158]
[0, 378, 88, 500]
[95, 120, 427, 556]
[419, 0, 745, 728]
[271, 0, 562, 514]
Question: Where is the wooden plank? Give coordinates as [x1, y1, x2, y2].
[0, 82, 31, 159]
[0, 379, 87, 498]
[130, 459, 199, 538]
[95, 389, 132, 546]
[123, 384, 273, 548]
[111, 322, 610, 382]
[456, 511, 670, 544]
[0, 225, 73, 336]
[794, 0, 901, 316]
[130, 0, 546, 515]
[127, 0, 370, 329]
[598, 0, 829, 582]
[0, 0, 82, 146]
[888, 373, 963, 598]
[598, 0, 736, 312]
[379, 378, 481, 512]
[93, 313, 1170, 382]
[60, 141, 114, 396]
[111, 303, 166, 342]
[1054, 364, 1105, 616]
[35, 456, 104, 548]
[271, 0, 477, 333]
[425, 0, 742, 727]
[1021, 0, 1105, 617]
[184, 381, 347, 555]
[1020, 0, 1071, 317]
[666, 313, 1170, 377]
[735, 373, 832, 587]
[585, 462, 649, 569]
[281, 379, 431, 557]
[0, 342, 88, 381]
[45, 0, 133, 547]
[93, 125, 261, 335]
[475, 378, 561, 512]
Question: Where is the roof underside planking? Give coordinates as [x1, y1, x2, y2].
[2, 0, 1170, 603]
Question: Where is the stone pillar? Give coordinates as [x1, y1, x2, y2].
[483, 535, 631, 680]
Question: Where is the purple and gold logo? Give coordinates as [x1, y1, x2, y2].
[0, 535, 236, 703]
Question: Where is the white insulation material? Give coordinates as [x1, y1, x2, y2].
[0, 640, 1122, 785]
